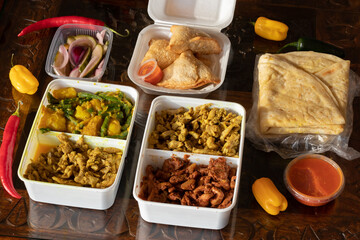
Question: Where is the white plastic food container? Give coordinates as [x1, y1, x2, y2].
[18, 79, 138, 210]
[127, 0, 236, 97]
[45, 24, 113, 82]
[133, 96, 246, 229]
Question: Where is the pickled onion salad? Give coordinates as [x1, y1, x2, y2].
[52, 29, 109, 78]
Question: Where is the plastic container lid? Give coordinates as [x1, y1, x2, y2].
[148, 0, 236, 31]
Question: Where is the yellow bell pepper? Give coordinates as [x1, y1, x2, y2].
[9, 65, 39, 95]
[254, 17, 288, 41]
[252, 177, 288, 215]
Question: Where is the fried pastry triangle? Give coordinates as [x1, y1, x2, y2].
[141, 39, 180, 69]
[157, 51, 220, 89]
[168, 25, 221, 54]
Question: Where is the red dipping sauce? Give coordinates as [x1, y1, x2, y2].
[284, 154, 344, 206]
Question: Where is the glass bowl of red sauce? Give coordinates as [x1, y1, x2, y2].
[284, 154, 345, 207]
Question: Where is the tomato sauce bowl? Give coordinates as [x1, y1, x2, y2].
[284, 154, 345, 207]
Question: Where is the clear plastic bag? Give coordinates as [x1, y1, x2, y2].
[246, 54, 360, 160]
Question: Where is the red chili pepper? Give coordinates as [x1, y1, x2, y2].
[18, 16, 129, 37]
[0, 102, 22, 199]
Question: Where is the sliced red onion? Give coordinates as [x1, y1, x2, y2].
[68, 38, 96, 67]
[70, 46, 87, 66]
[94, 58, 105, 77]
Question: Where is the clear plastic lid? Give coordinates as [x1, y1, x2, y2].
[148, 0, 236, 31]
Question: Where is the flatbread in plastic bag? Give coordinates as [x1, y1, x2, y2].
[246, 51, 360, 160]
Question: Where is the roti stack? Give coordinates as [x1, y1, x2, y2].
[257, 51, 350, 135]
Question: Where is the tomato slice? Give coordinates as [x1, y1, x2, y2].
[137, 59, 163, 85]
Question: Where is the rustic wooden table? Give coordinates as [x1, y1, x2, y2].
[0, 0, 359, 239]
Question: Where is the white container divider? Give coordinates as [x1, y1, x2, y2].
[127, 0, 236, 97]
[133, 95, 246, 229]
[18, 79, 139, 210]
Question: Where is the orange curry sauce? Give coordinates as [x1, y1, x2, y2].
[33, 143, 56, 161]
[287, 158, 342, 198]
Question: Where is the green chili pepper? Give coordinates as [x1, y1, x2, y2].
[277, 37, 345, 58]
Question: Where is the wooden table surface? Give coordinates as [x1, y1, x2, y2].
[0, 0, 360, 239]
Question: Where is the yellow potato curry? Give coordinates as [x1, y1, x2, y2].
[38, 87, 133, 139]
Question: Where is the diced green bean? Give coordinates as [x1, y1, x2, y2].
[118, 92, 124, 99]
[107, 130, 128, 139]
[65, 115, 78, 125]
[123, 104, 132, 117]
[63, 108, 74, 116]
[101, 116, 110, 137]
[60, 98, 78, 105]
[47, 92, 59, 104]
[39, 128, 51, 133]
[116, 111, 124, 121]
[121, 115, 132, 131]
[99, 93, 121, 103]
[78, 92, 102, 100]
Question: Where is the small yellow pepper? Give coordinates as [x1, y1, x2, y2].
[254, 17, 288, 41]
[252, 177, 288, 215]
[9, 64, 39, 95]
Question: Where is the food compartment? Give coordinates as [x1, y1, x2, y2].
[128, 25, 230, 97]
[45, 24, 113, 82]
[35, 79, 137, 141]
[133, 150, 241, 229]
[18, 132, 126, 210]
[133, 95, 246, 229]
[18, 79, 139, 210]
[127, 0, 236, 97]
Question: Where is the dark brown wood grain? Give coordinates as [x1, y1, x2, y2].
[0, 0, 359, 239]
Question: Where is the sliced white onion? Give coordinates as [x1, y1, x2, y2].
[96, 29, 106, 45]
[53, 45, 70, 76]
[94, 59, 105, 77]
[69, 67, 81, 78]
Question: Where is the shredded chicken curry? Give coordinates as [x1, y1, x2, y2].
[148, 103, 242, 157]
[24, 133, 122, 188]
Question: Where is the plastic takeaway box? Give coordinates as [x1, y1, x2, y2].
[45, 24, 113, 82]
[18, 79, 138, 210]
[127, 0, 236, 97]
[133, 95, 246, 229]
